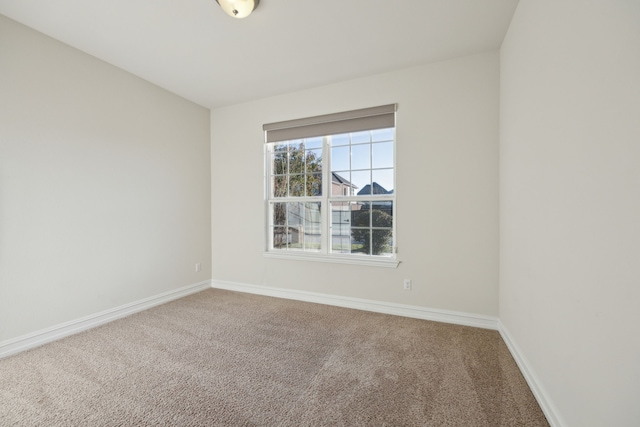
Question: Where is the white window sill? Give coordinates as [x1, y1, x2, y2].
[262, 251, 400, 268]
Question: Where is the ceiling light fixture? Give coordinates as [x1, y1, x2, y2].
[215, 0, 259, 18]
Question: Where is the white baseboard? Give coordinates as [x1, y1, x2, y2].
[0, 280, 212, 360]
[498, 322, 566, 427]
[211, 280, 499, 330]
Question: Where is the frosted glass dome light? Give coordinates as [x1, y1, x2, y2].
[215, 0, 259, 18]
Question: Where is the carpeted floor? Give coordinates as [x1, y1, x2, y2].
[0, 289, 549, 426]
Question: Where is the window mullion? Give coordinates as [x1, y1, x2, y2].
[369, 133, 374, 198]
[265, 145, 273, 251]
[321, 136, 330, 254]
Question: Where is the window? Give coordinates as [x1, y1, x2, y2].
[264, 105, 398, 267]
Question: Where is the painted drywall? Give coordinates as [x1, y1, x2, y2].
[211, 52, 499, 317]
[500, 1, 640, 426]
[0, 15, 211, 342]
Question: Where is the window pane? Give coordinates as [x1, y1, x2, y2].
[273, 226, 288, 249]
[352, 131, 370, 144]
[306, 149, 322, 173]
[351, 206, 370, 228]
[372, 169, 394, 194]
[273, 151, 288, 175]
[305, 137, 323, 150]
[350, 229, 370, 254]
[303, 202, 321, 251]
[351, 170, 371, 195]
[351, 144, 370, 170]
[304, 239, 320, 251]
[273, 176, 287, 197]
[330, 202, 351, 253]
[372, 142, 393, 169]
[371, 202, 393, 227]
[307, 173, 322, 196]
[305, 202, 321, 231]
[331, 146, 350, 171]
[274, 142, 289, 154]
[287, 226, 301, 248]
[372, 229, 393, 256]
[372, 128, 394, 142]
[331, 171, 353, 197]
[331, 202, 350, 228]
[332, 133, 350, 146]
[288, 175, 304, 197]
[272, 202, 286, 226]
[287, 202, 303, 227]
[288, 144, 305, 174]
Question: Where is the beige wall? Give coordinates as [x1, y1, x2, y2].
[2, 3, 637, 422]
[500, 1, 640, 426]
[0, 15, 211, 342]
[211, 51, 499, 317]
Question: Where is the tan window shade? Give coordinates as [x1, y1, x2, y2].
[263, 104, 397, 143]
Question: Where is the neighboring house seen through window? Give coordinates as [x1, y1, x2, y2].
[263, 105, 397, 266]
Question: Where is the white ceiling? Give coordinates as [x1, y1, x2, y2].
[0, 0, 519, 109]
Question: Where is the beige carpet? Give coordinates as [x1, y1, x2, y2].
[0, 289, 549, 426]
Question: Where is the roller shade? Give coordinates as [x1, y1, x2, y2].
[263, 104, 397, 143]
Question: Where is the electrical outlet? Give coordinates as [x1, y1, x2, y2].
[195, 263, 201, 272]
[403, 279, 412, 290]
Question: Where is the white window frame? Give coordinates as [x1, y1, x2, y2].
[262, 105, 399, 268]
